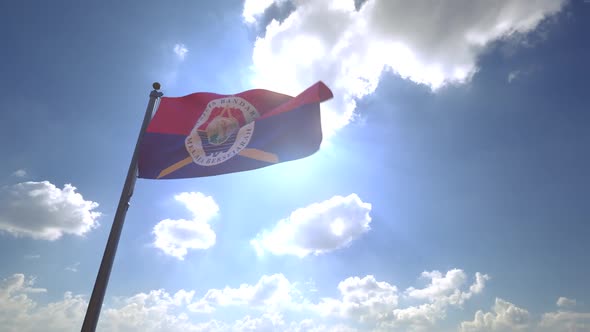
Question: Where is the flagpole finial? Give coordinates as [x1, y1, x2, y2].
[153, 82, 161, 90]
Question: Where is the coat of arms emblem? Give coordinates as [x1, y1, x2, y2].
[185, 96, 259, 166]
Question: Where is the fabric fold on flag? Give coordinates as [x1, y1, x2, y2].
[138, 81, 333, 179]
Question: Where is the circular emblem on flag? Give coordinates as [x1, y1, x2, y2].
[185, 96, 259, 166]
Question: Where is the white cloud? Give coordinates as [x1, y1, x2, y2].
[173, 43, 188, 60]
[65, 262, 80, 273]
[508, 70, 520, 83]
[462, 297, 590, 332]
[539, 310, 590, 332]
[507, 64, 540, 83]
[0, 269, 517, 332]
[12, 169, 26, 177]
[404, 270, 489, 306]
[312, 269, 489, 331]
[0, 274, 214, 332]
[316, 275, 398, 321]
[556, 296, 576, 308]
[0, 273, 86, 332]
[382, 271, 489, 331]
[292, 323, 359, 332]
[0, 274, 46, 296]
[233, 314, 359, 332]
[0, 273, 346, 332]
[245, 0, 566, 137]
[153, 219, 215, 259]
[174, 192, 219, 222]
[0, 181, 100, 240]
[31, 292, 88, 331]
[188, 273, 296, 313]
[250, 193, 372, 257]
[469, 273, 489, 295]
[406, 269, 468, 301]
[101, 289, 206, 332]
[5, 271, 587, 332]
[461, 298, 531, 332]
[0, 273, 46, 329]
[243, 0, 278, 23]
[153, 192, 219, 260]
[233, 312, 286, 331]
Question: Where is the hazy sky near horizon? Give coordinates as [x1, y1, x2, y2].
[1, 0, 589, 331]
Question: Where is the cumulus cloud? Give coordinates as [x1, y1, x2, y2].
[250, 193, 372, 257]
[462, 297, 590, 332]
[1, 270, 482, 332]
[461, 298, 531, 332]
[0, 274, 212, 332]
[0, 273, 346, 332]
[244, 0, 566, 137]
[0, 274, 46, 296]
[243, 0, 280, 23]
[0, 273, 86, 332]
[188, 273, 296, 313]
[309, 269, 489, 331]
[153, 219, 215, 259]
[233, 314, 359, 332]
[173, 192, 219, 222]
[153, 192, 219, 260]
[406, 269, 468, 301]
[5, 271, 587, 332]
[383, 270, 489, 331]
[315, 275, 398, 321]
[539, 310, 590, 332]
[173, 43, 188, 60]
[233, 312, 285, 331]
[406, 269, 489, 305]
[101, 289, 203, 332]
[12, 169, 26, 177]
[99, 274, 355, 332]
[556, 296, 576, 308]
[0, 181, 100, 240]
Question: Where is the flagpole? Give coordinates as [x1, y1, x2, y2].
[81, 83, 163, 332]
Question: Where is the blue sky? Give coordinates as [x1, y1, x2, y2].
[0, 0, 589, 331]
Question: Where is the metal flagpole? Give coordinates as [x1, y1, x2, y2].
[81, 83, 163, 332]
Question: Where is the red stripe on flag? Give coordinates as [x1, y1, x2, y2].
[259, 81, 334, 120]
[146, 81, 333, 136]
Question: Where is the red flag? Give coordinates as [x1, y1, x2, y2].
[138, 81, 333, 179]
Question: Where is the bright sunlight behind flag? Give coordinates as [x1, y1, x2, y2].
[138, 81, 333, 179]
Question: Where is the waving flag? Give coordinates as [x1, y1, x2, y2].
[138, 81, 333, 179]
